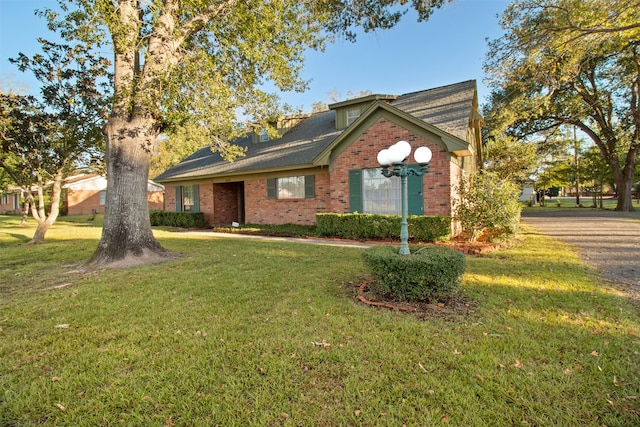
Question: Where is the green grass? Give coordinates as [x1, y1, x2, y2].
[523, 196, 640, 211]
[1, 215, 639, 426]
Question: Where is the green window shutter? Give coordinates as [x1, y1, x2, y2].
[175, 186, 182, 212]
[407, 165, 424, 215]
[193, 184, 200, 212]
[304, 175, 315, 198]
[348, 170, 362, 213]
[267, 178, 276, 199]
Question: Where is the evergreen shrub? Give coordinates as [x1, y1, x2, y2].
[316, 213, 450, 242]
[361, 245, 465, 302]
[149, 210, 207, 228]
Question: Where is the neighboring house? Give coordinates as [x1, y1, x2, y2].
[519, 185, 536, 203]
[63, 174, 165, 215]
[0, 187, 22, 214]
[154, 80, 484, 232]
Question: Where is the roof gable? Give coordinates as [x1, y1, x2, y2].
[314, 100, 472, 166]
[154, 80, 480, 183]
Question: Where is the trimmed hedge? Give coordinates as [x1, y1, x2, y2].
[149, 210, 208, 228]
[362, 245, 466, 302]
[316, 213, 450, 242]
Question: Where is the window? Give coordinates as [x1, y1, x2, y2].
[0, 194, 8, 205]
[176, 185, 199, 212]
[349, 168, 423, 215]
[362, 169, 401, 215]
[259, 129, 270, 142]
[267, 176, 315, 199]
[99, 190, 106, 206]
[346, 108, 361, 126]
[182, 185, 194, 211]
[277, 176, 305, 199]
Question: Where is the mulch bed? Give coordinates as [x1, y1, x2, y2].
[356, 281, 479, 320]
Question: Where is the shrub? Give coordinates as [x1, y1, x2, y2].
[316, 213, 450, 242]
[454, 172, 521, 241]
[149, 210, 207, 228]
[361, 245, 465, 302]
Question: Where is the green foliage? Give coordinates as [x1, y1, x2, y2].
[149, 210, 207, 228]
[316, 213, 450, 242]
[483, 135, 538, 185]
[454, 172, 522, 241]
[362, 245, 465, 302]
[484, 0, 640, 211]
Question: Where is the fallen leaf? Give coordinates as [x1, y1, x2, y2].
[280, 413, 290, 419]
[441, 414, 448, 423]
[56, 403, 66, 412]
[564, 368, 572, 375]
[514, 360, 523, 369]
[590, 351, 599, 357]
[475, 374, 485, 382]
[51, 376, 60, 382]
[54, 324, 69, 329]
[354, 410, 362, 417]
[453, 349, 461, 355]
[418, 362, 427, 373]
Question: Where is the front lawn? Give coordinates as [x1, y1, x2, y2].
[1, 216, 638, 426]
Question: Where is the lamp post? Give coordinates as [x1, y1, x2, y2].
[377, 141, 432, 255]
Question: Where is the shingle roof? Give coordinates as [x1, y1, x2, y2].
[154, 80, 477, 182]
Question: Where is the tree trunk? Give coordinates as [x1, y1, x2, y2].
[612, 149, 638, 211]
[90, 116, 170, 267]
[27, 171, 63, 243]
[615, 173, 636, 211]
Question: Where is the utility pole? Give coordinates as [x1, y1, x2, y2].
[574, 126, 580, 206]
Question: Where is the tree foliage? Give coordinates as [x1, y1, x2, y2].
[484, 134, 538, 185]
[1, 39, 109, 242]
[41, 0, 451, 266]
[484, 0, 640, 211]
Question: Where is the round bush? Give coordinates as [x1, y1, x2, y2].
[361, 245, 466, 302]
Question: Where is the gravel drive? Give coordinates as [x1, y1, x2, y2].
[521, 209, 640, 302]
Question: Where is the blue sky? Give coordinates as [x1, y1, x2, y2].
[0, 0, 509, 112]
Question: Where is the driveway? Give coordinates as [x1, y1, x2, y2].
[521, 209, 640, 301]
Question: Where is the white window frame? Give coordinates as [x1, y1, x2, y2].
[362, 168, 401, 215]
[182, 185, 194, 211]
[276, 176, 305, 199]
[346, 108, 361, 126]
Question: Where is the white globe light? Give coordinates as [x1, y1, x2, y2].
[414, 146, 432, 164]
[394, 140, 412, 161]
[377, 149, 391, 166]
[387, 144, 405, 164]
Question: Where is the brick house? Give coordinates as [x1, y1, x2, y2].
[154, 80, 483, 231]
[0, 187, 22, 214]
[63, 174, 165, 215]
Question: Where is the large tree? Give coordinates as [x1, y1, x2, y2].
[1, 39, 109, 242]
[484, 0, 640, 211]
[43, 0, 450, 267]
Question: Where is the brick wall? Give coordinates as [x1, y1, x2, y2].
[67, 190, 103, 215]
[68, 189, 164, 216]
[212, 183, 241, 226]
[244, 173, 330, 225]
[148, 191, 164, 210]
[329, 116, 453, 216]
[165, 186, 176, 212]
